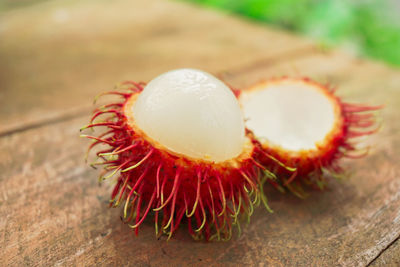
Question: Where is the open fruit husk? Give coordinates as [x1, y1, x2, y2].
[81, 69, 273, 240]
[238, 77, 381, 197]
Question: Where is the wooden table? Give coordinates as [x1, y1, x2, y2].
[1, 0, 399, 266]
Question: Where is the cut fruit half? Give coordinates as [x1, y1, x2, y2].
[82, 69, 269, 240]
[238, 77, 381, 196]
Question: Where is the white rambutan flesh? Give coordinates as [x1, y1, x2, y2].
[132, 68, 245, 162]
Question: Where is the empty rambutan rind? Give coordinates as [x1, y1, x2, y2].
[238, 77, 381, 197]
[82, 70, 273, 241]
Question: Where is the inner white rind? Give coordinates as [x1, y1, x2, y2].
[241, 80, 336, 151]
[132, 68, 245, 162]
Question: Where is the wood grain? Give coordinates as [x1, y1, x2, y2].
[1, 0, 399, 266]
[370, 238, 400, 266]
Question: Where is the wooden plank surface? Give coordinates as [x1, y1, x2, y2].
[1, 0, 399, 266]
[370, 237, 400, 266]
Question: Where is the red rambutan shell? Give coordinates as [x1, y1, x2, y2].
[238, 77, 381, 196]
[82, 82, 268, 240]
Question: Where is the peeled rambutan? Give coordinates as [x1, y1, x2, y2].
[82, 69, 270, 240]
[238, 77, 381, 197]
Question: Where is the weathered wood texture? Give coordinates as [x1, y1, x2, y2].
[370, 237, 400, 266]
[0, 0, 399, 266]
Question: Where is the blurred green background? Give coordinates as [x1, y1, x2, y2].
[184, 0, 400, 67]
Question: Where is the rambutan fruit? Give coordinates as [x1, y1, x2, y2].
[238, 77, 381, 197]
[82, 69, 269, 240]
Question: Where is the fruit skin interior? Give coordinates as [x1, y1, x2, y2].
[240, 77, 380, 195]
[132, 68, 245, 163]
[83, 80, 266, 241]
[241, 79, 340, 152]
